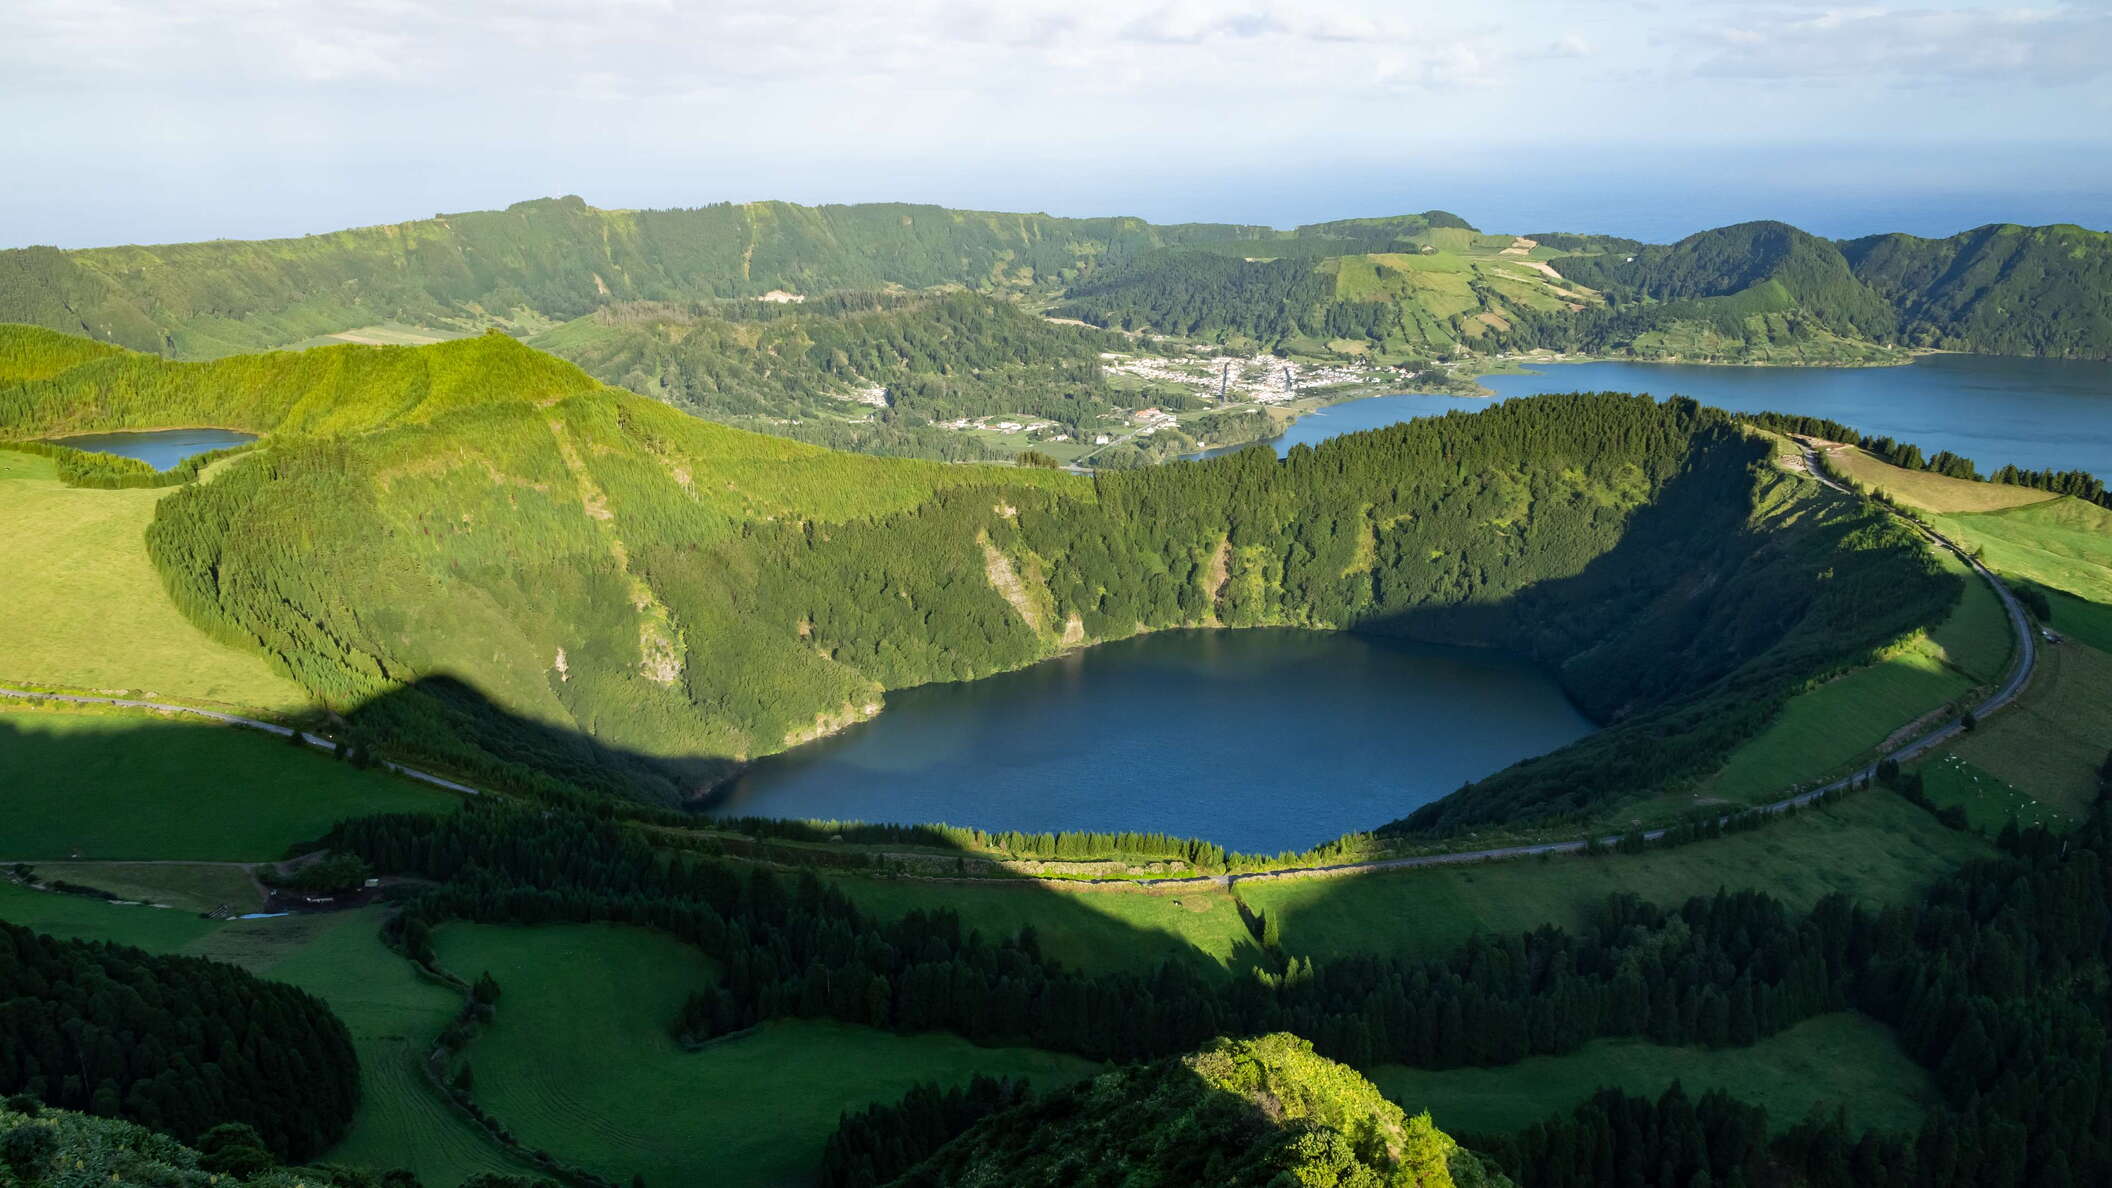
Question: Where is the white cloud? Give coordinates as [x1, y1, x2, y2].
[1693, 5, 2112, 84]
[0, 0, 2105, 246]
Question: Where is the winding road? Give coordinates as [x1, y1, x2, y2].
[0, 443, 2038, 889]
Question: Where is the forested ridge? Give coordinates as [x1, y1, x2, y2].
[0, 196, 2104, 386]
[23, 319, 1950, 829]
[0, 197, 1291, 358]
[1065, 217, 2112, 363]
[0, 922, 360, 1161]
[529, 291, 1140, 460]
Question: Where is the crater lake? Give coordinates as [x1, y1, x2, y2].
[710, 629, 1593, 854]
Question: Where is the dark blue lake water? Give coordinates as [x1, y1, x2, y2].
[1218, 355, 2112, 478]
[52, 428, 257, 470]
[713, 629, 1592, 854]
[727, 354, 2111, 848]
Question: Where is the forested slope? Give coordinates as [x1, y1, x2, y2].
[530, 291, 1134, 459]
[0, 197, 1282, 358]
[0, 326, 1946, 829]
[1843, 222, 2112, 357]
[0, 921, 359, 1161]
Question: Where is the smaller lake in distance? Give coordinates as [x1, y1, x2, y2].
[711, 629, 1593, 854]
[51, 428, 257, 471]
[1204, 355, 2112, 479]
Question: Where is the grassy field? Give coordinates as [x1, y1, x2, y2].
[1828, 447, 2056, 513]
[1931, 496, 2112, 652]
[0, 465, 307, 707]
[2032, 585, 2112, 656]
[0, 878, 222, 952]
[258, 911, 540, 1187]
[1697, 548, 2003, 804]
[23, 860, 261, 913]
[1, 705, 458, 860]
[1940, 640, 2112, 818]
[1242, 791, 1987, 964]
[1913, 755, 2073, 835]
[829, 875, 1262, 976]
[435, 922, 1099, 1187]
[1373, 1012, 1933, 1138]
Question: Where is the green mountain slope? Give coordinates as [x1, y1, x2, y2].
[1843, 222, 2112, 357]
[1520, 220, 1904, 362]
[0, 197, 1282, 358]
[2, 329, 1952, 831]
[530, 291, 1133, 459]
[1048, 216, 1595, 357]
[892, 1034, 1508, 1187]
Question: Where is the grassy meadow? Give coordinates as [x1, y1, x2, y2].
[261, 911, 543, 1187]
[1829, 447, 2057, 513]
[1937, 639, 2112, 819]
[829, 875, 1263, 977]
[1934, 497, 2112, 650]
[0, 877, 223, 952]
[1373, 1012, 1933, 1138]
[434, 923, 1099, 1187]
[1697, 546, 2008, 804]
[1, 705, 458, 860]
[22, 860, 262, 913]
[1241, 791, 1988, 964]
[1913, 754, 2075, 835]
[0, 459, 306, 707]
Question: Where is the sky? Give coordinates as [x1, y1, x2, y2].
[4, 0, 2109, 248]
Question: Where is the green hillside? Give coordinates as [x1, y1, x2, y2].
[0, 197, 1282, 358]
[890, 1033, 1503, 1187]
[16, 323, 1943, 827]
[1520, 220, 1905, 362]
[1844, 222, 2112, 357]
[1049, 220, 1594, 358]
[530, 290, 1136, 460]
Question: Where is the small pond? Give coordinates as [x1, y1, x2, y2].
[51, 428, 257, 470]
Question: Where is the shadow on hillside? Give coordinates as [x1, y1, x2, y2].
[1349, 444, 1809, 718]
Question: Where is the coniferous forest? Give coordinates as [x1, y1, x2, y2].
[0, 922, 360, 1161]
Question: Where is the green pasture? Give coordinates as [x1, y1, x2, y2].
[1913, 754, 2072, 835]
[244, 910, 540, 1187]
[0, 467, 307, 707]
[1241, 791, 1987, 964]
[1944, 640, 2112, 817]
[0, 878, 221, 952]
[1, 705, 458, 860]
[434, 922, 1098, 1187]
[1374, 1012, 1933, 1138]
[829, 875, 1260, 976]
[1933, 497, 2112, 652]
[1698, 548, 2004, 804]
[1830, 448, 2055, 514]
[23, 860, 262, 913]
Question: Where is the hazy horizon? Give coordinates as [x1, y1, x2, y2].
[5, 0, 2108, 250]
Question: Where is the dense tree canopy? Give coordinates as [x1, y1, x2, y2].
[0, 922, 360, 1161]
